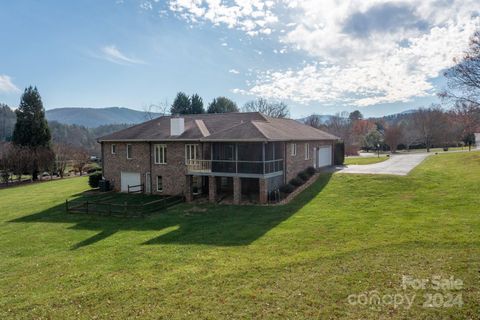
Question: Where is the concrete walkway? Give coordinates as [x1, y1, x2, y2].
[338, 153, 431, 176]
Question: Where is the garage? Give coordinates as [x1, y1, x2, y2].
[317, 145, 332, 168]
[121, 172, 141, 192]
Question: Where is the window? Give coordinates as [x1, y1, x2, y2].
[126, 144, 132, 159]
[157, 176, 163, 192]
[305, 143, 310, 160]
[111, 144, 116, 154]
[185, 144, 199, 163]
[291, 143, 297, 156]
[154, 144, 167, 164]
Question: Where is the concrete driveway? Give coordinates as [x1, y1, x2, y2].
[339, 153, 431, 176]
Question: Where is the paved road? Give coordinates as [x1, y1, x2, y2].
[339, 153, 431, 176]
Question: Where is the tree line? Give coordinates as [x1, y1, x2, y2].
[306, 104, 479, 155]
[166, 92, 290, 118]
[0, 87, 102, 184]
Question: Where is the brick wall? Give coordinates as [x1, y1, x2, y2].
[285, 140, 334, 182]
[103, 141, 189, 196]
[150, 142, 188, 195]
[103, 142, 150, 191]
[102, 140, 335, 197]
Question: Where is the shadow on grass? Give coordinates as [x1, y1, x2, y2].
[10, 173, 332, 249]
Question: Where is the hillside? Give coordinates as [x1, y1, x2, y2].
[48, 121, 131, 155]
[45, 107, 160, 127]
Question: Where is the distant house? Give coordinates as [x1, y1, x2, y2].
[475, 133, 480, 149]
[98, 112, 338, 204]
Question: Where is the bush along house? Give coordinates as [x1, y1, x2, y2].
[98, 112, 339, 204]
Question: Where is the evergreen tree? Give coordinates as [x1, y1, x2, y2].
[13, 86, 51, 148]
[348, 110, 363, 122]
[12, 86, 52, 180]
[207, 97, 239, 113]
[190, 94, 205, 114]
[170, 92, 191, 115]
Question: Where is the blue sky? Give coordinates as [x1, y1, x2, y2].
[0, 1, 478, 118]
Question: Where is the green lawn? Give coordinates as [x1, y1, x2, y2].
[1, 153, 479, 319]
[345, 155, 389, 165]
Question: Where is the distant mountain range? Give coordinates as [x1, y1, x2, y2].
[45, 107, 161, 128]
[44, 106, 418, 128]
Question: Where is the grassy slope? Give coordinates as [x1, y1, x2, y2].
[345, 155, 389, 165]
[0, 153, 479, 319]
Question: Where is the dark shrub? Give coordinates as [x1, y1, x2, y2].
[279, 183, 295, 194]
[88, 172, 102, 188]
[334, 142, 345, 165]
[305, 166, 316, 176]
[297, 171, 309, 181]
[87, 167, 102, 174]
[289, 177, 304, 187]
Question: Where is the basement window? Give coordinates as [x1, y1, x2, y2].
[157, 176, 163, 192]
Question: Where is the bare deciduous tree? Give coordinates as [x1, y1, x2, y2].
[452, 102, 480, 150]
[400, 119, 422, 151]
[71, 147, 90, 176]
[384, 123, 404, 153]
[304, 114, 323, 128]
[411, 106, 448, 152]
[243, 98, 290, 118]
[35, 147, 55, 179]
[143, 99, 170, 120]
[441, 31, 480, 105]
[53, 143, 73, 178]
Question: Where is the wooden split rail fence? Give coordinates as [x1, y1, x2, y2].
[66, 195, 184, 218]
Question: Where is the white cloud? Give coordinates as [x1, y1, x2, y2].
[229, 69, 240, 74]
[0, 75, 20, 93]
[100, 45, 145, 65]
[166, 0, 480, 106]
[168, 0, 278, 35]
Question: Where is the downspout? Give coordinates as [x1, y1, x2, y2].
[149, 141, 153, 194]
[100, 141, 105, 178]
[284, 142, 287, 184]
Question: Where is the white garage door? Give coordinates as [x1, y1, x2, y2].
[317, 145, 332, 168]
[121, 172, 141, 192]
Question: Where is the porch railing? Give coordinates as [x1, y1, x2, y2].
[186, 159, 283, 175]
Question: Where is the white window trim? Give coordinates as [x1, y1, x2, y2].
[111, 144, 116, 155]
[291, 143, 297, 156]
[157, 176, 163, 192]
[154, 144, 167, 164]
[126, 144, 132, 159]
[305, 143, 310, 160]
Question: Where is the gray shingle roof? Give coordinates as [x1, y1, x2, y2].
[98, 112, 338, 142]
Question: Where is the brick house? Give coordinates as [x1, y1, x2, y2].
[98, 112, 338, 204]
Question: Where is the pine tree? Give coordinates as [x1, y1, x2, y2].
[207, 97, 239, 113]
[190, 94, 205, 114]
[170, 92, 191, 115]
[12, 86, 52, 180]
[13, 86, 51, 148]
